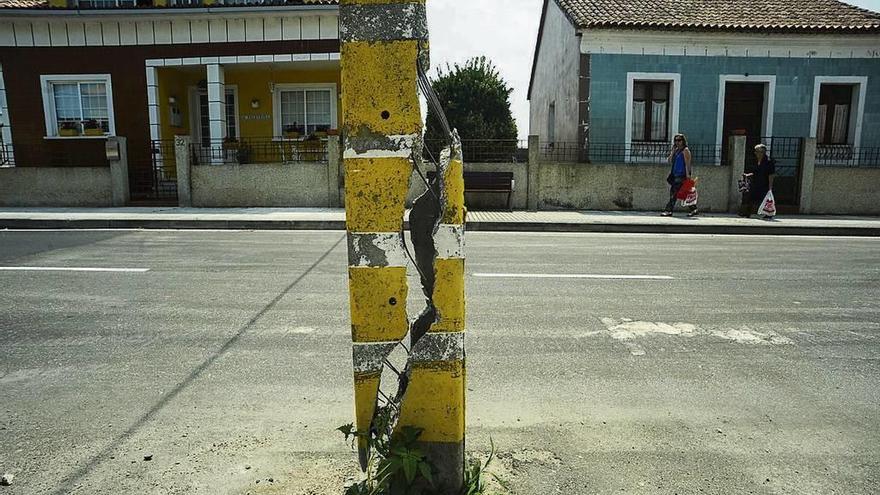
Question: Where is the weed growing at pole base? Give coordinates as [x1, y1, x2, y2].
[338, 408, 503, 495]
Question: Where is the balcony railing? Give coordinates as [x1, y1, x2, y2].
[193, 137, 329, 165]
[539, 141, 723, 165]
[816, 145, 880, 168]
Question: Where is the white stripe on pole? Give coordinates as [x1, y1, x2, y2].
[473, 273, 673, 280]
[0, 267, 150, 273]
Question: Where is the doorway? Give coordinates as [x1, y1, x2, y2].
[723, 82, 765, 137]
[189, 86, 239, 147]
[720, 82, 766, 165]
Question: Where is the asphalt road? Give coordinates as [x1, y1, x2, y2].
[0, 230, 878, 494]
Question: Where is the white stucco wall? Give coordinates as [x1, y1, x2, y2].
[529, 0, 581, 144]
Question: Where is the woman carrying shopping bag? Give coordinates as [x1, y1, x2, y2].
[739, 143, 776, 219]
[661, 133, 698, 217]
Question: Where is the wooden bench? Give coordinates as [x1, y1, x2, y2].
[427, 171, 515, 210]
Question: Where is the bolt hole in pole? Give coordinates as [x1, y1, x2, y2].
[388, 297, 397, 306]
[381, 110, 391, 120]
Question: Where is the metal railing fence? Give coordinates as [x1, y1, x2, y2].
[423, 139, 528, 163]
[538, 141, 723, 165]
[815, 145, 880, 168]
[193, 137, 329, 165]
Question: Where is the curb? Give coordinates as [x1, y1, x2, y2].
[465, 221, 880, 237]
[0, 219, 348, 231]
[1, 218, 878, 236]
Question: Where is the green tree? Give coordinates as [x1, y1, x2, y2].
[425, 56, 518, 162]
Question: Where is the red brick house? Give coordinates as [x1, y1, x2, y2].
[0, 0, 341, 203]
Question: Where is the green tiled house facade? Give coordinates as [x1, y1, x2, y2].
[588, 54, 880, 147]
[530, 0, 880, 165]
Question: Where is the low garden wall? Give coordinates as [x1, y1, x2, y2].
[191, 162, 331, 207]
[811, 167, 880, 215]
[538, 162, 731, 212]
[0, 166, 113, 206]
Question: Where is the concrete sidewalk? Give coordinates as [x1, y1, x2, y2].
[0, 207, 878, 236]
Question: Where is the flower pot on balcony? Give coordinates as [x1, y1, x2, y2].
[84, 128, 104, 136]
[59, 128, 80, 137]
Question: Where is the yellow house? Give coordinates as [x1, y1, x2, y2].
[157, 59, 342, 166]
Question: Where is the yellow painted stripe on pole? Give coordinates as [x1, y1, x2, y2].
[396, 360, 465, 443]
[442, 158, 465, 225]
[344, 158, 411, 233]
[341, 41, 422, 137]
[349, 266, 409, 342]
[430, 257, 465, 333]
[354, 372, 381, 450]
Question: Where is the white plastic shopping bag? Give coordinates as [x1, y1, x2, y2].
[758, 190, 776, 217]
[681, 188, 698, 207]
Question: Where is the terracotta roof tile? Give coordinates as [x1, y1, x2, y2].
[0, 0, 46, 7]
[556, 0, 880, 33]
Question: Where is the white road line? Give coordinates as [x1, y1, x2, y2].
[0, 267, 150, 273]
[473, 273, 673, 280]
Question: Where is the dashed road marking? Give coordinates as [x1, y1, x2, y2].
[473, 273, 673, 280]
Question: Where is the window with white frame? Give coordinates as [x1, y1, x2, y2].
[816, 84, 856, 145]
[632, 81, 670, 142]
[41, 75, 115, 137]
[625, 73, 679, 162]
[273, 84, 336, 136]
[811, 77, 867, 160]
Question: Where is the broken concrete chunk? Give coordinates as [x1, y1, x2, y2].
[1, 473, 13, 486]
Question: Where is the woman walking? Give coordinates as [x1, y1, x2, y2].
[739, 144, 776, 218]
[661, 133, 698, 217]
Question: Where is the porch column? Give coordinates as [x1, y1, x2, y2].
[799, 137, 817, 214]
[146, 66, 160, 143]
[206, 64, 227, 165]
[728, 135, 747, 213]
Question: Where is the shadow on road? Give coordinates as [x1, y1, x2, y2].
[48, 234, 346, 495]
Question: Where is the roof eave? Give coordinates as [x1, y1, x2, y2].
[577, 23, 880, 35]
[0, 4, 338, 16]
[528, 0, 580, 101]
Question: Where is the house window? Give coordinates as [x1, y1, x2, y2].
[273, 84, 337, 136]
[547, 102, 556, 143]
[631, 81, 670, 142]
[41, 75, 115, 137]
[816, 84, 855, 145]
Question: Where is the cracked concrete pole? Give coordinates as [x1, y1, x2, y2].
[341, 0, 466, 491]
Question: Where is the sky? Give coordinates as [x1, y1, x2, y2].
[425, 0, 880, 141]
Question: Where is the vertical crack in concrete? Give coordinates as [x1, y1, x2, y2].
[390, 139, 445, 409]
